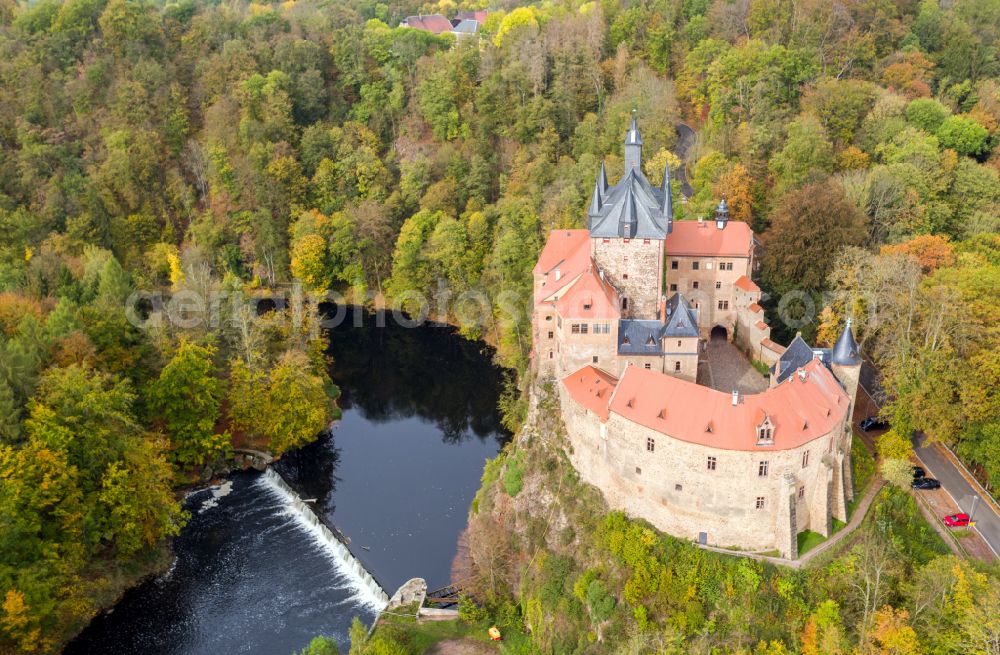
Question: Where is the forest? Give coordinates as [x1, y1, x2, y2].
[0, 0, 999, 652]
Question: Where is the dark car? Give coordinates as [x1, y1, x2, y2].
[913, 466, 926, 479]
[859, 416, 889, 432]
[912, 477, 940, 490]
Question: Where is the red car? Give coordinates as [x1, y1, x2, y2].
[943, 513, 970, 527]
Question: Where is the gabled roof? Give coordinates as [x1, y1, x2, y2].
[401, 14, 453, 33]
[452, 18, 479, 33]
[618, 320, 664, 355]
[775, 335, 829, 384]
[534, 231, 591, 303]
[608, 359, 848, 451]
[589, 168, 670, 239]
[662, 293, 699, 338]
[555, 268, 620, 320]
[562, 366, 618, 421]
[734, 275, 759, 293]
[664, 221, 754, 257]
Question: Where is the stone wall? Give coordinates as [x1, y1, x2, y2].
[665, 252, 751, 336]
[559, 382, 851, 557]
[591, 237, 663, 319]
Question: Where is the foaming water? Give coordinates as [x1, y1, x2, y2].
[64, 471, 377, 655]
[257, 468, 388, 610]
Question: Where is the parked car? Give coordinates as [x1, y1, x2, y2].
[944, 513, 970, 527]
[859, 416, 889, 432]
[912, 477, 940, 489]
[912, 466, 926, 479]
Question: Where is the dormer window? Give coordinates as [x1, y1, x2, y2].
[583, 302, 592, 310]
[646, 335, 656, 346]
[756, 415, 775, 445]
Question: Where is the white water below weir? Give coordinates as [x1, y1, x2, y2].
[260, 468, 390, 611]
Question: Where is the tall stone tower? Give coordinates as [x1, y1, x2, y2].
[830, 318, 862, 412]
[587, 116, 672, 319]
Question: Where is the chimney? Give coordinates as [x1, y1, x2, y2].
[555, 269, 561, 281]
[731, 390, 739, 406]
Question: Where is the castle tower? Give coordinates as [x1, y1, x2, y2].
[830, 318, 862, 413]
[714, 198, 729, 230]
[624, 111, 642, 172]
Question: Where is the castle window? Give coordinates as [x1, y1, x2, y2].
[594, 323, 610, 334]
[674, 361, 681, 371]
[693, 281, 699, 289]
[723, 262, 733, 271]
[675, 483, 683, 491]
[758, 461, 769, 477]
[802, 451, 810, 468]
[583, 302, 592, 310]
[646, 437, 655, 452]
[677, 340, 681, 347]
[548, 351, 553, 359]
[547, 331, 553, 339]
[756, 496, 766, 510]
[546, 315, 553, 321]
[798, 486, 805, 500]
[643, 239, 650, 245]
[581, 324, 588, 334]
[671, 261, 678, 270]
[716, 281, 722, 289]
[758, 426, 773, 443]
[571, 324, 588, 335]
[593, 356, 599, 363]
[707, 456, 717, 470]
[603, 238, 610, 243]
[623, 238, 631, 243]
[635, 467, 641, 475]
[557, 317, 562, 328]
[623, 273, 629, 280]
[692, 262, 699, 270]
[718, 300, 729, 310]
[644, 363, 651, 369]
[622, 298, 628, 310]
[670, 284, 677, 291]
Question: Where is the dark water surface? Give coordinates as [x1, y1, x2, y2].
[65, 307, 510, 654]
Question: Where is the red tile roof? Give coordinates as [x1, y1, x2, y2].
[734, 275, 760, 292]
[562, 366, 617, 421]
[748, 302, 763, 313]
[534, 230, 591, 302]
[555, 267, 621, 319]
[534, 229, 589, 275]
[402, 14, 454, 34]
[665, 221, 754, 258]
[602, 359, 848, 451]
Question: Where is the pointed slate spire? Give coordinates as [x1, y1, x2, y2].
[599, 160, 609, 193]
[831, 317, 862, 366]
[661, 162, 674, 223]
[588, 170, 604, 217]
[624, 109, 643, 172]
[626, 110, 643, 145]
[620, 184, 638, 237]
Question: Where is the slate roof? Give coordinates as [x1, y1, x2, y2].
[618, 319, 666, 355]
[589, 168, 670, 239]
[774, 334, 830, 384]
[588, 119, 672, 240]
[452, 19, 479, 34]
[662, 293, 699, 338]
[831, 318, 862, 366]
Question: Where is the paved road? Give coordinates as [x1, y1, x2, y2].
[913, 433, 1000, 557]
[674, 123, 695, 198]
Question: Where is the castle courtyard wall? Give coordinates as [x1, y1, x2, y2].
[559, 383, 850, 557]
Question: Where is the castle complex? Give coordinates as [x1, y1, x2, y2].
[532, 117, 862, 558]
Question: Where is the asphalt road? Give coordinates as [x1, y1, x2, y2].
[913, 432, 1000, 557]
[674, 123, 695, 199]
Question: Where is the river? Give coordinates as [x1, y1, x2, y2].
[64, 307, 511, 654]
